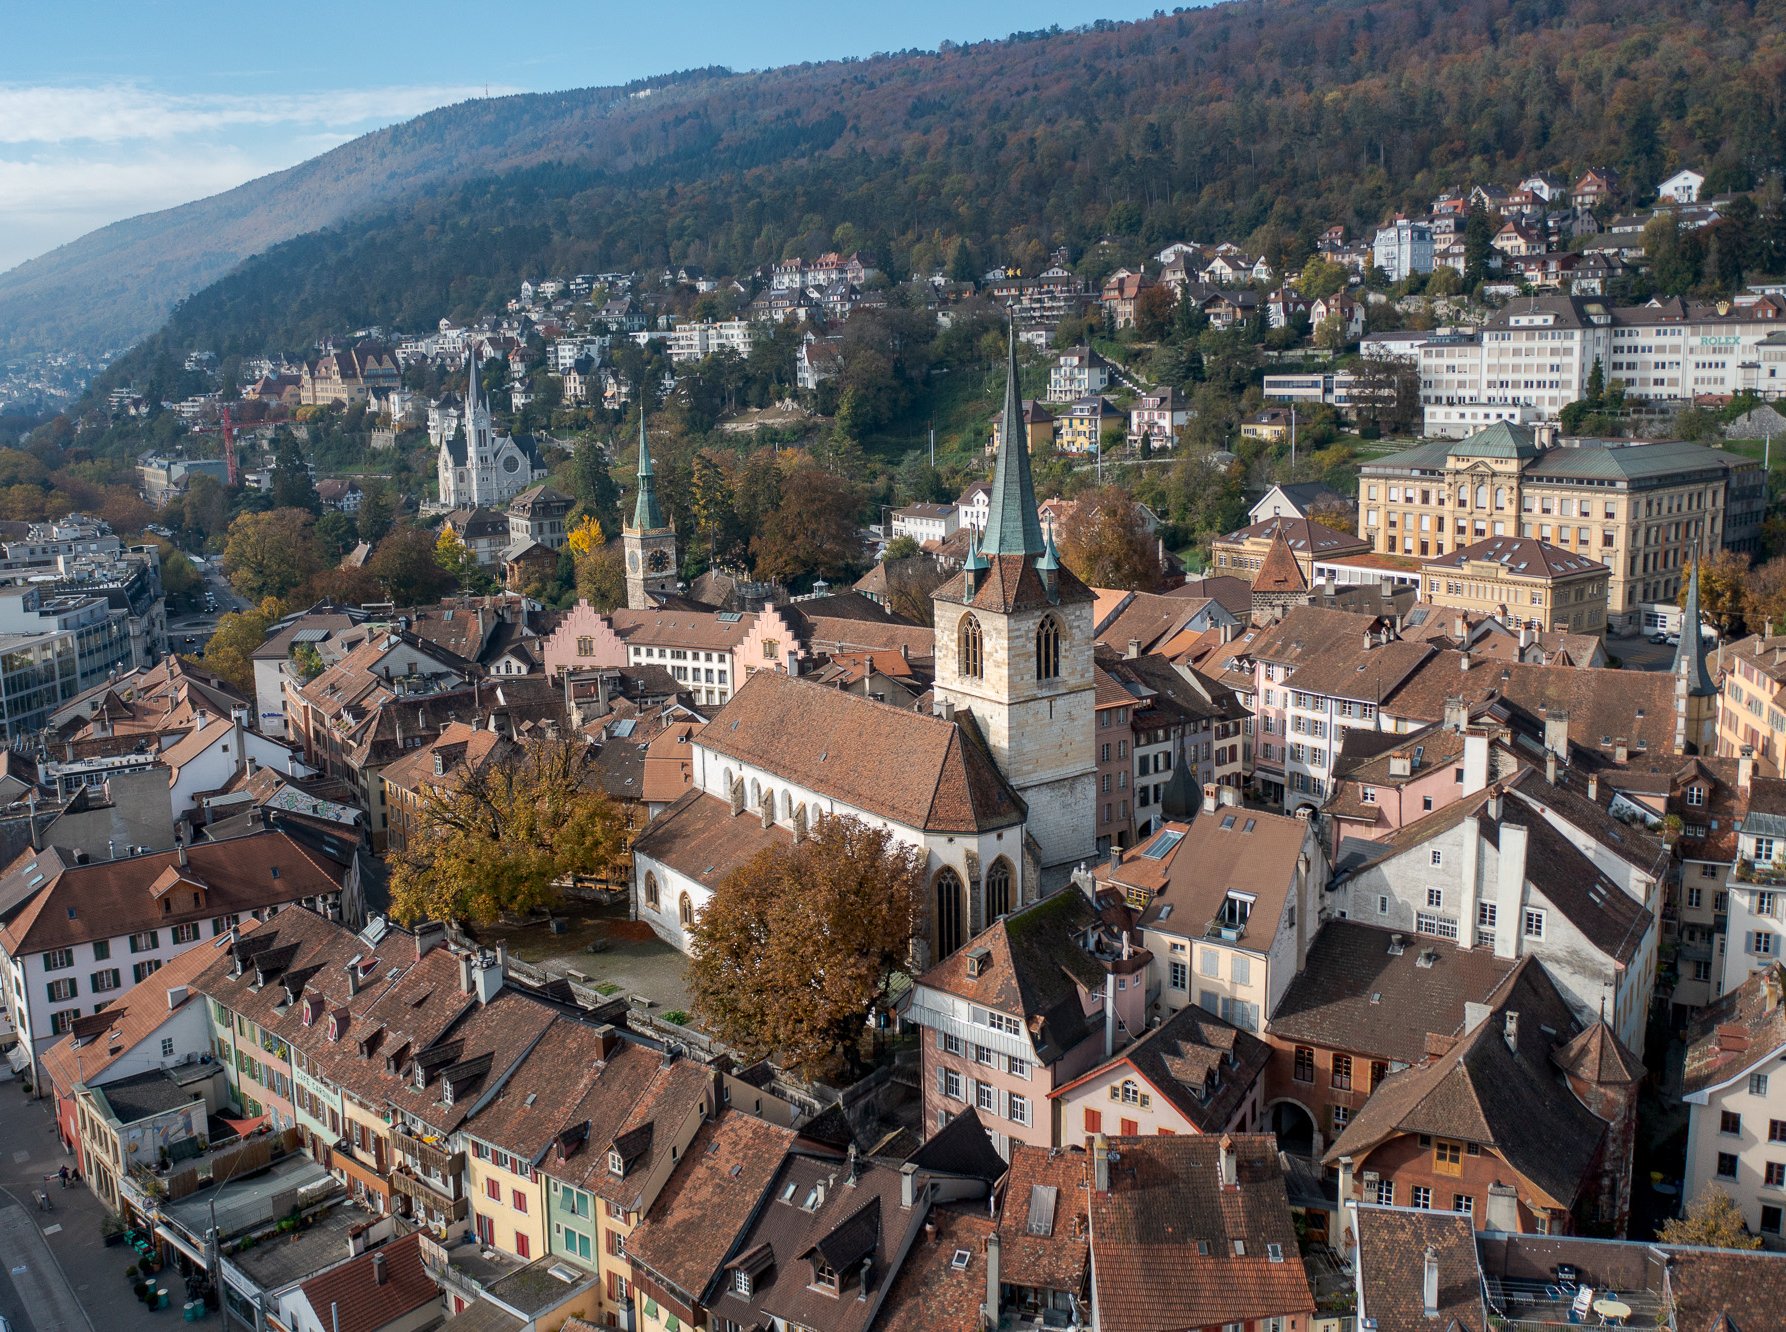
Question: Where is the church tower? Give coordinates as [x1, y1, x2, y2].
[623, 412, 678, 610]
[932, 328, 1097, 877]
[1674, 556, 1718, 754]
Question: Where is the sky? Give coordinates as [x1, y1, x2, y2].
[0, 0, 1172, 275]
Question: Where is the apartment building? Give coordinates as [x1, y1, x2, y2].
[1047, 347, 1110, 403]
[1417, 294, 1786, 434]
[1419, 536, 1610, 635]
[1715, 634, 1786, 775]
[1359, 421, 1760, 628]
[1682, 965, 1786, 1249]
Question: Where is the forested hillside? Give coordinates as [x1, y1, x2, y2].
[33, 0, 1786, 370]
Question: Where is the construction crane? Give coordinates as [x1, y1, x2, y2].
[188, 404, 243, 487]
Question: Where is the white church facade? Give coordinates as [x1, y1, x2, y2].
[437, 355, 548, 508]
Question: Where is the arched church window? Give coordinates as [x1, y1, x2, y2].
[959, 614, 984, 680]
[644, 873, 660, 910]
[1035, 616, 1062, 681]
[986, 859, 1014, 921]
[679, 893, 694, 928]
[934, 870, 965, 960]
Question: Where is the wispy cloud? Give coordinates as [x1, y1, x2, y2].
[0, 82, 513, 145]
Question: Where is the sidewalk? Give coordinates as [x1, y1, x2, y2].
[0, 1088, 183, 1331]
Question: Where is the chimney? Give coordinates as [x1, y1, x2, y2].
[1336, 1154, 1355, 1207]
[1452, 614, 1466, 639]
[1543, 709, 1569, 758]
[1545, 748, 1557, 785]
[1103, 972, 1117, 1059]
[1587, 773, 1599, 801]
[1503, 1010, 1519, 1053]
[346, 955, 363, 997]
[1217, 1134, 1238, 1189]
[414, 921, 446, 960]
[473, 949, 505, 1003]
[983, 1230, 1001, 1327]
[1486, 786, 1502, 821]
[1740, 745, 1755, 793]
[1614, 738, 1628, 765]
[177, 833, 188, 869]
[1093, 1134, 1112, 1193]
[1127, 639, 1142, 660]
[372, 1252, 388, 1287]
[591, 1024, 620, 1061]
[1443, 696, 1468, 732]
[1462, 731, 1489, 796]
[1485, 1183, 1520, 1234]
[1460, 649, 1472, 673]
[1422, 1245, 1440, 1317]
[1518, 624, 1533, 651]
[1202, 783, 1219, 815]
[1219, 785, 1242, 808]
[900, 1161, 921, 1209]
[458, 952, 475, 994]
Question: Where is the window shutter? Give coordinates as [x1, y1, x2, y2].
[935, 1067, 947, 1096]
[935, 1028, 945, 1050]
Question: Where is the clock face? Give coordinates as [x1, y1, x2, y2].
[627, 550, 641, 573]
[647, 548, 673, 573]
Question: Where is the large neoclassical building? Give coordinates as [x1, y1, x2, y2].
[631, 334, 1098, 963]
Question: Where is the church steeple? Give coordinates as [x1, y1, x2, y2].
[982, 326, 1046, 558]
[631, 410, 665, 532]
[1676, 556, 1715, 697]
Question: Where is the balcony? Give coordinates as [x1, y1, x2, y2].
[391, 1167, 469, 1223]
[419, 1231, 526, 1301]
[329, 1140, 391, 1203]
[394, 1129, 464, 1179]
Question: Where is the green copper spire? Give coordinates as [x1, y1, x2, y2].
[631, 409, 665, 532]
[1676, 555, 1715, 698]
[981, 324, 1046, 558]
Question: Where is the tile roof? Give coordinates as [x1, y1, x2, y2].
[1247, 607, 1389, 667]
[997, 1144, 1091, 1296]
[1088, 1134, 1315, 1331]
[1252, 530, 1310, 594]
[1667, 1248, 1786, 1330]
[0, 830, 347, 956]
[696, 672, 1023, 834]
[933, 552, 1095, 616]
[705, 1153, 926, 1332]
[1326, 959, 1606, 1211]
[1220, 515, 1369, 558]
[1424, 535, 1607, 579]
[629, 790, 792, 888]
[297, 1234, 437, 1332]
[1053, 1003, 1271, 1134]
[1094, 591, 1234, 656]
[40, 924, 248, 1094]
[1682, 963, 1786, 1096]
[1267, 921, 1519, 1065]
[624, 1110, 800, 1312]
[916, 891, 1107, 1063]
[873, 1206, 994, 1332]
[1353, 1205, 1487, 1332]
[1106, 812, 1310, 948]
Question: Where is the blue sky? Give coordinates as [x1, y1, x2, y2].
[0, 1, 1171, 274]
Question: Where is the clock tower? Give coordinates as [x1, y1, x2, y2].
[623, 412, 678, 609]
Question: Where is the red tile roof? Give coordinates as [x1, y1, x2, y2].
[1088, 1134, 1315, 1331]
[297, 1234, 436, 1332]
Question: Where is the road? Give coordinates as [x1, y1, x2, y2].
[0, 1090, 106, 1332]
[168, 563, 248, 660]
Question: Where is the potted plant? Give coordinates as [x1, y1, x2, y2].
[103, 1217, 125, 1246]
[125, 1264, 139, 1280]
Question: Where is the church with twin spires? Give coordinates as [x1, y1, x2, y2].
[629, 331, 1097, 964]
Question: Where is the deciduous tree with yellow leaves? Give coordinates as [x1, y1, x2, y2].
[389, 737, 629, 926]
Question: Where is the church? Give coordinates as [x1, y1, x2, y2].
[630, 331, 1098, 963]
[436, 354, 549, 508]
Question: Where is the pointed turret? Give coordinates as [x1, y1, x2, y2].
[464, 348, 480, 418]
[962, 527, 988, 598]
[1037, 517, 1061, 603]
[1676, 556, 1715, 698]
[631, 410, 665, 532]
[982, 326, 1046, 558]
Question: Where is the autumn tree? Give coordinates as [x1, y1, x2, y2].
[1057, 487, 1163, 591]
[1676, 547, 1750, 635]
[203, 597, 281, 692]
[1133, 283, 1178, 341]
[223, 508, 326, 603]
[687, 814, 924, 1078]
[1657, 1185, 1762, 1250]
[750, 463, 865, 583]
[565, 513, 605, 558]
[370, 523, 457, 606]
[575, 540, 627, 612]
[389, 738, 630, 926]
[1743, 556, 1786, 636]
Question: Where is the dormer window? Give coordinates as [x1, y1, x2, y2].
[812, 1258, 839, 1294]
[608, 1149, 625, 1177]
[732, 1270, 752, 1297]
[327, 1012, 343, 1041]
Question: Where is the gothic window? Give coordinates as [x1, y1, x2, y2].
[934, 870, 965, 960]
[959, 614, 984, 680]
[986, 860, 1014, 921]
[679, 893, 693, 928]
[750, 779, 762, 810]
[644, 873, 660, 910]
[1035, 616, 1062, 681]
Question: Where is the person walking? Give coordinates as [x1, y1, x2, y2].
[57, 1163, 68, 1188]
